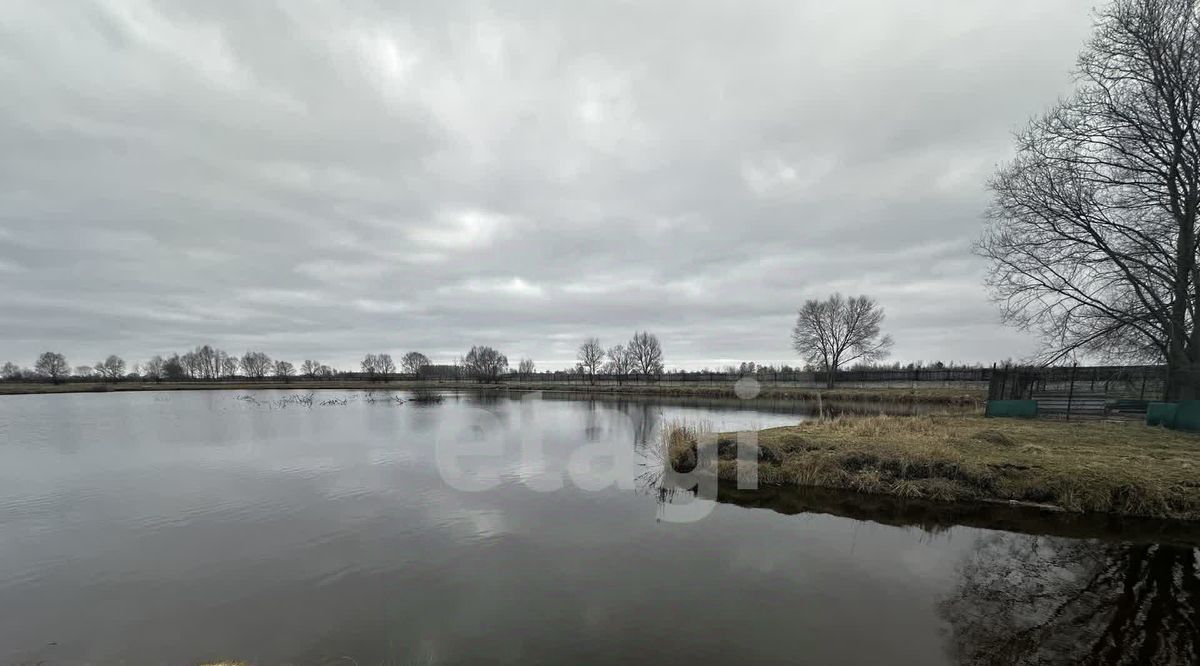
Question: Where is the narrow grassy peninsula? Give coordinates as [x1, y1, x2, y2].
[668, 416, 1200, 521]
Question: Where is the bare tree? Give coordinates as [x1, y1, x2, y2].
[518, 358, 536, 374]
[2, 362, 23, 380]
[180, 345, 234, 379]
[143, 355, 165, 382]
[274, 360, 295, 379]
[240, 351, 272, 379]
[180, 351, 198, 378]
[220, 354, 238, 378]
[74, 365, 95, 378]
[577, 338, 604, 383]
[300, 359, 322, 379]
[360, 353, 395, 379]
[463, 345, 508, 382]
[163, 354, 186, 380]
[197, 345, 219, 379]
[604, 344, 633, 375]
[792, 294, 893, 388]
[627, 332, 664, 375]
[401, 351, 431, 375]
[377, 353, 395, 379]
[34, 352, 69, 383]
[94, 355, 126, 381]
[977, 0, 1200, 399]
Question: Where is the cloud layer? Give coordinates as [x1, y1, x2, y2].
[0, 0, 1100, 370]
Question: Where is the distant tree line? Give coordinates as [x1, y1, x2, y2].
[0, 335, 669, 385]
[1, 315, 953, 389]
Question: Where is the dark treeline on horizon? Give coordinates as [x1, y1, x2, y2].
[1, 344, 997, 385]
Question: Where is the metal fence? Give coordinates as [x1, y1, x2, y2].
[987, 364, 1167, 417]
[500, 368, 990, 389]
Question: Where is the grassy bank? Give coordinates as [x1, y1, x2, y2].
[667, 416, 1200, 521]
[0, 379, 984, 406]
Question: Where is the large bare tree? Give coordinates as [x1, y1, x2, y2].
[142, 355, 165, 381]
[300, 359, 322, 379]
[463, 345, 508, 382]
[273, 360, 295, 379]
[401, 351, 431, 375]
[977, 0, 1200, 399]
[94, 355, 126, 381]
[791, 294, 893, 388]
[627, 332, 664, 375]
[577, 337, 604, 383]
[240, 351, 272, 378]
[604, 344, 633, 375]
[34, 352, 69, 383]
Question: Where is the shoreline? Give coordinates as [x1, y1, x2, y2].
[0, 379, 984, 406]
[713, 483, 1200, 547]
[667, 415, 1200, 523]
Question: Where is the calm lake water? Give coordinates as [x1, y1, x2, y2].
[0, 390, 1196, 665]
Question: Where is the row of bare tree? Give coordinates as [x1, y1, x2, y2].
[571, 332, 666, 383]
[3, 312, 894, 388]
[1, 348, 330, 383]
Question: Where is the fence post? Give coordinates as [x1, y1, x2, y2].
[1066, 363, 1077, 421]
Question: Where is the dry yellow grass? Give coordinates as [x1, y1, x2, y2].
[668, 415, 1200, 521]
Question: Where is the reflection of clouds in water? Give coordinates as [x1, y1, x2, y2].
[458, 509, 508, 541]
[418, 484, 512, 543]
[506, 457, 556, 485]
[7, 390, 1003, 664]
[367, 447, 417, 466]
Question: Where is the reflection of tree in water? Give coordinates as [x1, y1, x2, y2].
[607, 400, 661, 448]
[941, 534, 1199, 665]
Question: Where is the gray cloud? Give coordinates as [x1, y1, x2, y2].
[0, 0, 1100, 370]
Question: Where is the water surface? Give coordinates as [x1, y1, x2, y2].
[0, 390, 1194, 664]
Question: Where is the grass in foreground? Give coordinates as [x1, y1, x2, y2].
[667, 415, 1200, 521]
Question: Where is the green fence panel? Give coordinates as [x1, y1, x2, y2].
[986, 400, 1038, 418]
[1173, 400, 1200, 432]
[1146, 402, 1178, 428]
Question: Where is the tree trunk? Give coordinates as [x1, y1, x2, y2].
[1166, 208, 1197, 401]
[1166, 357, 1200, 401]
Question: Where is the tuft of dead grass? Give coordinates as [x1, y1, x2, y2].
[714, 415, 1200, 521]
[662, 419, 714, 472]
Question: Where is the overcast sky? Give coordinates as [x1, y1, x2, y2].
[0, 0, 1102, 371]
